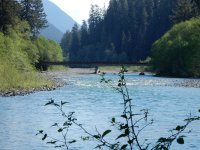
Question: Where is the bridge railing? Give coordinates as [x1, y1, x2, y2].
[40, 61, 150, 66]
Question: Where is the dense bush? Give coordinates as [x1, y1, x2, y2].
[35, 36, 63, 62]
[0, 32, 51, 90]
[0, 20, 63, 90]
[151, 17, 200, 77]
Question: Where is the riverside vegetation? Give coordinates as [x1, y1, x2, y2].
[0, 20, 63, 95]
[37, 67, 200, 150]
[60, 0, 200, 77]
[0, 0, 63, 95]
[151, 17, 200, 77]
[1, 0, 200, 94]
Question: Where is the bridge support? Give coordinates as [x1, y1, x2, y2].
[36, 62, 49, 71]
[94, 66, 100, 74]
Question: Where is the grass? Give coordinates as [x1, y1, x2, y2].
[48, 65, 68, 71]
[0, 65, 53, 91]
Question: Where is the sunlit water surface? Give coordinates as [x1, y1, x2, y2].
[0, 74, 200, 150]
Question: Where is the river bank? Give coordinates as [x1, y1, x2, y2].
[1, 68, 200, 97]
[43, 68, 200, 88]
[0, 72, 65, 97]
[0, 72, 200, 150]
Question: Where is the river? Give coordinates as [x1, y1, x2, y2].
[0, 73, 200, 150]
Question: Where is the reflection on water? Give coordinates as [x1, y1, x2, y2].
[0, 74, 200, 150]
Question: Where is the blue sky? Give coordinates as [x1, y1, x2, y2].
[49, 0, 109, 23]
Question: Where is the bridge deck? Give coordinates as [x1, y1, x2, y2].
[40, 61, 150, 66]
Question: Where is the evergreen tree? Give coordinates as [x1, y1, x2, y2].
[69, 23, 80, 61]
[80, 20, 88, 47]
[88, 5, 104, 44]
[192, 0, 200, 9]
[20, 0, 47, 37]
[171, 0, 199, 23]
[60, 31, 71, 59]
[0, 0, 21, 33]
[62, 0, 193, 62]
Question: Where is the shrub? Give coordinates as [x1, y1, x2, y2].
[151, 17, 200, 77]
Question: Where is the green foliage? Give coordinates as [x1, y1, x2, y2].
[0, 18, 63, 90]
[0, 28, 33, 71]
[20, 0, 47, 37]
[0, 58, 53, 91]
[0, 0, 63, 91]
[0, 0, 47, 37]
[151, 17, 200, 77]
[60, 0, 200, 62]
[0, 0, 21, 33]
[0, 29, 54, 91]
[61, 0, 177, 62]
[35, 36, 63, 62]
[170, 0, 199, 23]
[192, 0, 200, 9]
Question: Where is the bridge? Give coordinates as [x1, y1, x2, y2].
[37, 61, 150, 70]
[38, 61, 150, 71]
[40, 61, 150, 66]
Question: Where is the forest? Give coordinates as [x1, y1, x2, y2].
[0, 0, 63, 90]
[61, 0, 200, 76]
[0, 0, 200, 91]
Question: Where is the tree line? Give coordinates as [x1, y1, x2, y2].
[61, 0, 200, 63]
[0, 0, 63, 70]
[0, 0, 47, 37]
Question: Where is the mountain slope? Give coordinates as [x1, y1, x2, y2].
[40, 23, 63, 43]
[43, 0, 76, 33]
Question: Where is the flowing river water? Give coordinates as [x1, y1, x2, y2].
[0, 73, 200, 150]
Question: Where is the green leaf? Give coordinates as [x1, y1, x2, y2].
[111, 117, 116, 123]
[102, 130, 112, 138]
[36, 130, 43, 136]
[47, 141, 57, 144]
[53, 103, 60, 107]
[175, 125, 184, 131]
[94, 145, 102, 149]
[55, 145, 64, 148]
[93, 135, 101, 139]
[116, 134, 127, 140]
[120, 144, 128, 149]
[68, 140, 76, 144]
[162, 147, 168, 150]
[120, 124, 128, 130]
[128, 139, 134, 144]
[177, 137, 184, 144]
[125, 129, 129, 135]
[45, 100, 54, 106]
[61, 101, 69, 106]
[51, 123, 58, 127]
[63, 122, 72, 126]
[42, 134, 47, 140]
[58, 128, 63, 132]
[81, 136, 90, 141]
[118, 83, 122, 87]
[39, 130, 43, 133]
[158, 137, 167, 142]
[121, 114, 127, 119]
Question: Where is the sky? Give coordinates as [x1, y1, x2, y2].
[49, 0, 109, 24]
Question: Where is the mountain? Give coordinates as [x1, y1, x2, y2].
[41, 0, 77, 42]
[40, 23, 63, 43]
[43, 0, 77, 33]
